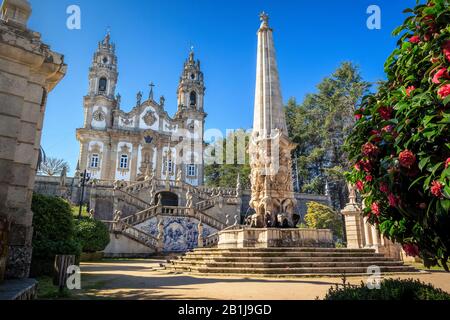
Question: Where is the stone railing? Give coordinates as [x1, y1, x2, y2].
[158, 206, 226, 230]
[195, 196, 219, 211]
[102, 220, 158, 249]
[120, 205, 159, 226]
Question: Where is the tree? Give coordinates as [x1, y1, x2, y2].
[286, 62, 370, 209]
[346, 0, 450, 270]
[304, 201, 344, 240]
[204, 129, 251, 188]
[38, 157, 70, 176]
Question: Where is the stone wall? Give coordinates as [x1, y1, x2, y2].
[33, 175, 86, 205]
[0, 0, 66, 279]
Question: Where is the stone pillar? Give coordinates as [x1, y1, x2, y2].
[363, 217, 373, 247]
[0, 0, 66, 279]
[341, 184, 364, 249]
[371, 224, 380, 252]
[197, 221, 204, 248]
[130, 142, 139, 182]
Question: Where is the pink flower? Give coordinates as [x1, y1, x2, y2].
[355, 114, 362, 120]
[446, 158, 450, 169]
[403, 244, 419, 257]
[381, 125, 394, 133]
[365, 175, 373, 182]
[437, 84, 450, 99]
[409, 35, 420, 44]
[388, 193, 399, 207]
[430, 181, 444, 198]
[432, 68, 449, 84]
[371, 202, 380, 216]
[443, 41, 450, 62]
[356, 180, 364, 191]
[379, 182, 389, 193]
[362, 142, 379, 157]
[406, 86, 415, 97]
[399, 150, 416, 168]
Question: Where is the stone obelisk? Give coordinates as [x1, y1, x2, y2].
[249, 12, 297, 228]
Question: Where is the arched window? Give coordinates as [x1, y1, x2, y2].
[119, 154, 129, 169]
[189, 91, 197, 106]
[90, 154, 99, 168]
[98, 77, 107, 93]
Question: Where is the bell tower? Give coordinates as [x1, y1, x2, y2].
[177, 48, 205, 111]
[88, 32, 118, 98]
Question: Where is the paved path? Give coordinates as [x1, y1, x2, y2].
[72, 260, 450, 300]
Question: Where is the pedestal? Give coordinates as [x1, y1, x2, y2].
[217, 228, 333, 249]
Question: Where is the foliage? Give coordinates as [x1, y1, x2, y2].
[31, 194, 81, 276]
[345, 0, 450, 269]
[74, 218, 110, 253]
[324, 278, 450, 300]
[304, 201, 344, 239]
[36, 276, 71, 299]
[286, 62, 370, 209]
[38, 157, 70, 176]
[204, 129, 251, 188]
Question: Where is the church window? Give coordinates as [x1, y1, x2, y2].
[119, 154, 129, 169]
[190, 73, 196, 80]
[187, 164, 197, 177]
[90, 154, 99, 168]
[98, 77, 107, 93]
[164, 159, 174, 175]
[190, 91, 197, 106]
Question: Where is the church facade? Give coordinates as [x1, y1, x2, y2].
[76, 34, 206, 186]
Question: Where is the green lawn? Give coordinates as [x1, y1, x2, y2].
[71, 205, 89, 218]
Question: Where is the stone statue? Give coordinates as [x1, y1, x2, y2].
[59, 166, 67, 187]
[160, 95, 165, 106]
[176, 169, 182, 184]
[157, 193, 163, 206]
[136, 91, 142, 106]
[197, 220, 204, 248]
[88, 209, 95, 219]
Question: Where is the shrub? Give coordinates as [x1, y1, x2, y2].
[345, 0, 450, 269]
[31, 194, 81, 277]
[74, 218, 110, 253]
[324, 278, 450, 300]
[304, 202, 344, 240]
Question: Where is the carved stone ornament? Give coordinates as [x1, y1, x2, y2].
[121, 118, 134, 126]
[142, 110, 157, 126]
[93, 109, 106, 121]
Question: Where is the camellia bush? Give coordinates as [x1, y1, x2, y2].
[346, 0, 450, 270]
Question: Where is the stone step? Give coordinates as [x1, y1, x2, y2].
[178, 256, 397, 263]
[171, 260, 405, 268]
[184, 252, 386, 258]
[193, 248, 376, 253]
[168, 265, 417, 275]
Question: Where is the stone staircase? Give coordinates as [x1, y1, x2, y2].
[166, 247, 418, 276]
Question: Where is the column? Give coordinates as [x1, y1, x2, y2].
[363, 217, 373, 247]
[130, 142, 139, 182]
[371, 224, 380, 252]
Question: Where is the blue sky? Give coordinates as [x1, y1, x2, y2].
[28, 0, 417, 175]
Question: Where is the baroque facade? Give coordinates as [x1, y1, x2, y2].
[76, 33, 206, 186]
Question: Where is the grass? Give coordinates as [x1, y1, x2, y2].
[71, 205, 89, 218]
[36, 276, 73, 300]
[411, 262, 450, 272]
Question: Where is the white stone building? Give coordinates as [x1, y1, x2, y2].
[76, 33, 206, 186]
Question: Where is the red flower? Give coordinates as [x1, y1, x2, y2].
[445, 158, 450, 169]
[388, 193, 399, 207]
[399, 150, 416, 168]
[371, 202, 380, 216]
[437, 84, 450, 99]
[379, 182, 389, 193]
[378, 106, 393, 120]
[406, 86, 415, 97]
[409, 35, 420, 44]
[356, 180, 364, 191]
[362, 142, 379, 157]
[403, 244, 419, 257]
[430, 181, 444, 198]
[362, 160, 372, 173]
[432, 68, 449, 84]
[443, 41, 450, 62]
[355, 114, 362, 120]
[365, 175, 373, 182]
[370, 130, 382, 143]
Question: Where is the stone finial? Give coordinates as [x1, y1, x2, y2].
[136, 91, 143, 106]
[1, 0, 32, 29]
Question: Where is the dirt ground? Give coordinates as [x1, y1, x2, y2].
[68, 259, 450, 300]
